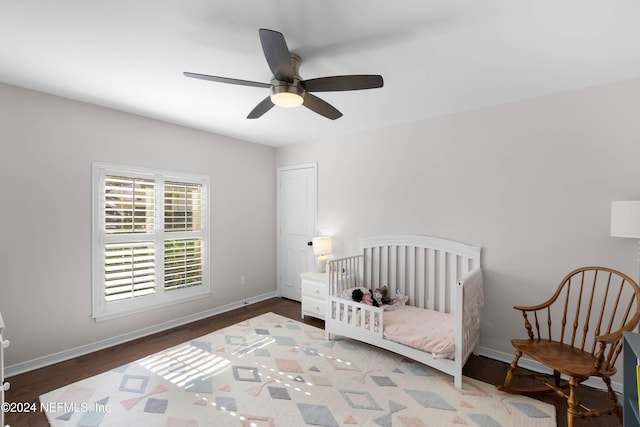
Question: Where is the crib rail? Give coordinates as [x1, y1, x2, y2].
[328, 255, 363, 296]
[361, 235, 481, 313]
[328, 255, 381, 341]
[328, 298, 383, 340]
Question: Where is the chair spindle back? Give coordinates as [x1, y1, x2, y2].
[524, 266, 640, 367]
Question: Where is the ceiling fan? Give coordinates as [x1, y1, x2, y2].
[184, 28, 384, 120]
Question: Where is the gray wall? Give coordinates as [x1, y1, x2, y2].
[276, 77, 640, 386]
[0, 83, 276, 368]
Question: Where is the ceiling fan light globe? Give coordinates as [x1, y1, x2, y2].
[270, 91, 304, 108]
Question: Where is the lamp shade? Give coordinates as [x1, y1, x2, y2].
[611, 201, 640, 238]
[312, 237, 333, 256]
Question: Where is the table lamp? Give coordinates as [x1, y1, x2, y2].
[312, 237, 333, 273]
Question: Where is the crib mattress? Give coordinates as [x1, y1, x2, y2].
[383, 305, 456, 359]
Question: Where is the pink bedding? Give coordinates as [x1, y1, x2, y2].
[334, 286, 456, 359]
[383, 305, 456, 359]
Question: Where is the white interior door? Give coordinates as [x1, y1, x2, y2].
[277, 163, 317, 301]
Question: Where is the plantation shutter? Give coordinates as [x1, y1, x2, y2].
[164, 182, 202, 231]
[164, 239, 204, 291]
[103, 175, 157, 302]
[164, 182, 204, 291]
[104, 241, 156, 301]
[93, 163, 210, 321]
[104, 176, 155, 234]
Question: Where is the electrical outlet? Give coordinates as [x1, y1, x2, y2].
[241, 276, 247, 286]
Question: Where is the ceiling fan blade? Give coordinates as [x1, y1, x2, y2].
[247, 96, 275, 119]
[183, 72, 270, 88]
[259, 28, 294, 83]
[302, 93, 343, 120]
[302, 75, 384, 92]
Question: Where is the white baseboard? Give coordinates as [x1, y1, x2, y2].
[5, 291, 277, 378]
[477, 346, 622, 394]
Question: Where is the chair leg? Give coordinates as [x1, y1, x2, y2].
[603, 376, 622, 424]
[498, 350, 559, 395]
[500, 350, 522, 390]
[566, 376, 579, 427]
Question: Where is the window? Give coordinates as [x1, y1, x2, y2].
[92, 163, 210, 321]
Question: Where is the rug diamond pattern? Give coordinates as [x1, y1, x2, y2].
[40, 313, 555, 427]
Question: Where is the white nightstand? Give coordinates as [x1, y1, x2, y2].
[300, 271, 328, 320]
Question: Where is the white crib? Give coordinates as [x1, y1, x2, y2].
[326, 235, 483, 389]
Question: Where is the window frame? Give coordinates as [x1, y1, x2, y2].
[92, 162, 210, 321]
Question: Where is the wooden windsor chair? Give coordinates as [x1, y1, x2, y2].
[498, 266, 640, 427]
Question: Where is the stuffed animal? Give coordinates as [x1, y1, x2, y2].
[373, 286, 391, 306]
[352, 288, 378, 306]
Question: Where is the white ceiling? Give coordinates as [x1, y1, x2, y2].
[2, 1, 640, 147]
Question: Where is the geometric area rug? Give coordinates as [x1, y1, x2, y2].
[40, 313, 556, 426]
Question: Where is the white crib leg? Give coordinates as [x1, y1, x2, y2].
[454, 373, 462, 389]
[473, 342, 480, 356]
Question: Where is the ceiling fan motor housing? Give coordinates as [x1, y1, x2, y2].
[270, 53, 305, 107]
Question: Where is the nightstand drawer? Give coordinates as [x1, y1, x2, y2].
[300, 271, 327, 320]
[301, 295, 325, 318]
[302, 281, 325, 299]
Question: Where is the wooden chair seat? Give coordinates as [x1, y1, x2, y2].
[511, 339, 614, 379]
[499, 266, 640, 427]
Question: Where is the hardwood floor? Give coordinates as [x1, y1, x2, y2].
[5, 298, 618, 426]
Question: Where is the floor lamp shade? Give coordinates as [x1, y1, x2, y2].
[611, 201, 640, 238]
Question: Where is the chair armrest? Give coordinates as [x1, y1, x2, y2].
[513, 302, 553, 340]
[594, 331, 622, 344]
[514, 280, 568, 315]
[513, 301, 552, 313]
